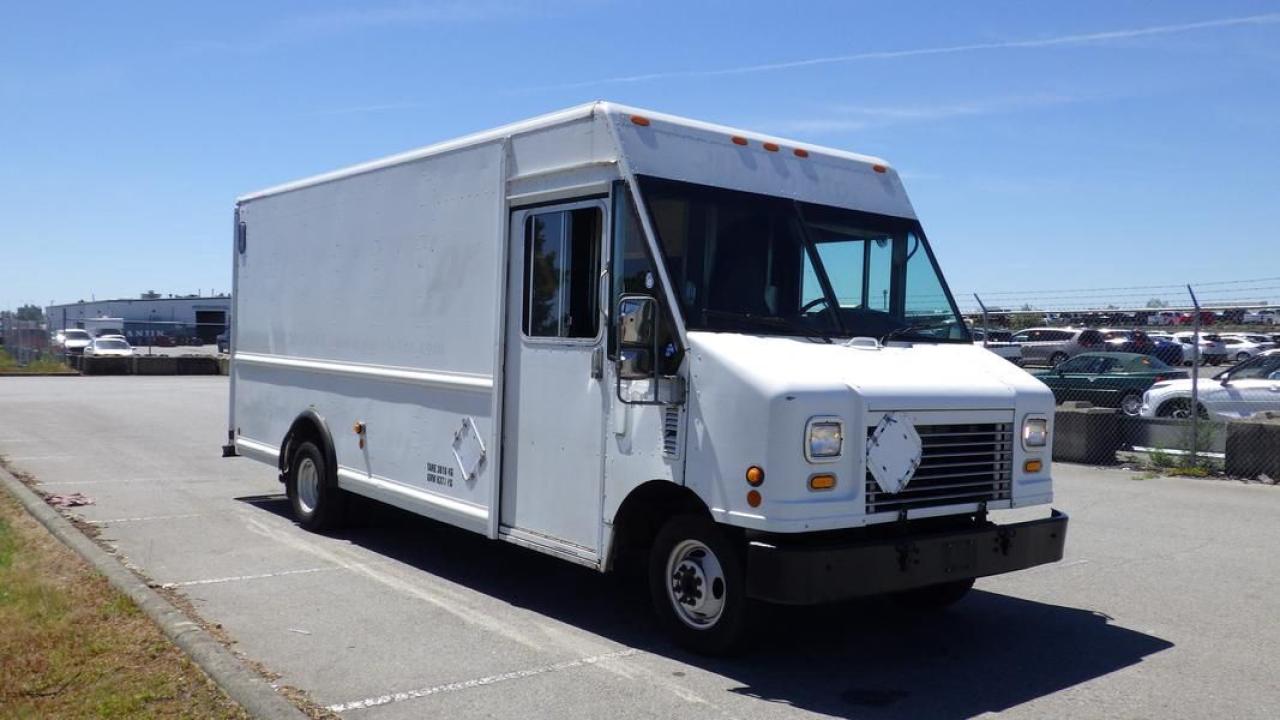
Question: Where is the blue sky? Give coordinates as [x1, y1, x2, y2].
[3, 1, 1278, 313]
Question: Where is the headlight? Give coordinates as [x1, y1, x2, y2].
[1022, 417, 1048, 448]
[806, 418, 844, 461]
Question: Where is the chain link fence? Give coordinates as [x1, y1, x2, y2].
[2, 314, 229, 373]
[967, 294, 1279, 481]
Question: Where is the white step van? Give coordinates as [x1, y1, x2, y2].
[226, 102, 1067, 653]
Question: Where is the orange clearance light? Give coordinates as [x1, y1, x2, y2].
[808, 474, 837, 491]
[746, 490, 762, 508]
[630, 115, 651, 126]
[872, 164, 887, 174]
[745, 466, 765, 486]
[793, 148, 810, 158]
[1025, 459, 1043, 473]
[762, 142, 780, 152]
[731, 135, 748, 146]
[353, 421, 366, 434]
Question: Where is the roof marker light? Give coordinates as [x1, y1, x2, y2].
[630, 115, 651, 126]
[793, 148, 810, 158]
[872, 164, 887, 174]
[731, 136, 748, 146]
[762, 142, 779, 152]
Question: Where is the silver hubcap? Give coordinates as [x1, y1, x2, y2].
[666, 539, 727, 630]
[1121, 395, 1142, 416]
[296, 457, 320, 514]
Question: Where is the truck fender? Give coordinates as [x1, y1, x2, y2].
[279, 410, 339, 487]
[605, 480, 711, 573]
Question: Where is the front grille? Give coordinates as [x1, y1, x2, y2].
[866, 422, 1013, 515]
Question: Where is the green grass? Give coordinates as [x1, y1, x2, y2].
[0, 491, 247, 718]
[0, 348, 74, 374]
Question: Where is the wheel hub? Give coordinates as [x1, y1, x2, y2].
[666, 540, 727, 629]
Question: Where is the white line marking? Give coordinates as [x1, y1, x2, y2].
[162, 566, 336, 588]
[328, 649, 641, 713]
[36, 477, 172, 486]
[88, 512, 208, 524]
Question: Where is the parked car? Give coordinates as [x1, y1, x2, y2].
[82, 337, 134, 357]
[971, 328, 1022, 364]
[1034, 352, 1187, 416]
[1141, 350, 1280, 420]
[1242, 310, 1276, 324]
[1009, 327, 1105, 365]
[1147, 311, 1179, 326]
[1169, 332, 1228, 366]
[216, 332, 229, 354]
[1099, 329, 1183, 367]
[55, 328, 93, 355]
[1217, 336, 1268, 363]
[1222, 333, 1278, 351]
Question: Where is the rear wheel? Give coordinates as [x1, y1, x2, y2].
[1048, 351, 1069, 366]
[286, 440, 346, 532]
[892, 578, 975, 611]
[1119, 391, 1143, 417]
[1236, 351, 1250, 363]
[649, 516, 750, 655]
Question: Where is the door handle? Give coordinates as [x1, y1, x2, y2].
[591, 347, 604, 379]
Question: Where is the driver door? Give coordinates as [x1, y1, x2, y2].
[500, 200, 608, 556]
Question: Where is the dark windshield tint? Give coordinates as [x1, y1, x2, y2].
[637, 176, 968, 341]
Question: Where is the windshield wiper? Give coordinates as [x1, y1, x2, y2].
[880, 324, 947, 344]
[702, 309, 834, 343]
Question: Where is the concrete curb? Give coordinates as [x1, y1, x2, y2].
[0, 466, 308, 720]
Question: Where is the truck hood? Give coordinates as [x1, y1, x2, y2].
[687, 332, 1051, 411]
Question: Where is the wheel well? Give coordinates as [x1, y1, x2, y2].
[607, 481, 711, 573]
[279, 411, 338, 485]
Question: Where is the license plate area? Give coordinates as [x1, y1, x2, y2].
[942, 538, 977, 574]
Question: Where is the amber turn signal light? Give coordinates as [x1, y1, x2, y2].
[745, 466, 765, 486]
[1024, 459, 1043, 473]
[808, 474, 836, 491]
[746, 489, 762, 508]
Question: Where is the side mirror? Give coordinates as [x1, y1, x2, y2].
[617, 296, 655, 347]
[615, 295, 662, 400]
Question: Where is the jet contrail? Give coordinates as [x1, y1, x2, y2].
[536, 12, 1280, 91]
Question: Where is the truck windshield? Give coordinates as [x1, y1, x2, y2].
[637, 176, 969, 342]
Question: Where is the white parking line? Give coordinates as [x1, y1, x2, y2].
[327, 648, 642, 713]
[88, 512, 209, 524]
[162, 566, 338, 588]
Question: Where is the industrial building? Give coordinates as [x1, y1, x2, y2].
[46, 293, 231, 344]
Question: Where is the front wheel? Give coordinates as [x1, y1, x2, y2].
[649, 516, 750, 655]
[1048, 351, 1069, 366]
[1236, 352, 1250, 363]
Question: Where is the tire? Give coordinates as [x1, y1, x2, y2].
[1236, 352, 1250, 363]
[1048, 352, 1069, 366]
[892, 578, 975, 611]
[1157, 398, 1208, 420]
[286, 440, 346, 532]
[1119, 391, 1143, 417]
[649, 515, 750, 655]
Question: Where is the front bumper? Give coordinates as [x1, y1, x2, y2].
[746, 509, 1068, 604]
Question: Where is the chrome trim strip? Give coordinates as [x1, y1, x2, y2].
[235, 352, 493, 392]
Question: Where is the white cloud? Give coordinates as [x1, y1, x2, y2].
[536, 12, 1280, 91]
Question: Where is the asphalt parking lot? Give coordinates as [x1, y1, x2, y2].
[3, 376, 1279, 719]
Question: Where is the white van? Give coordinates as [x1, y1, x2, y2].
[226, 103, 1067, 653]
